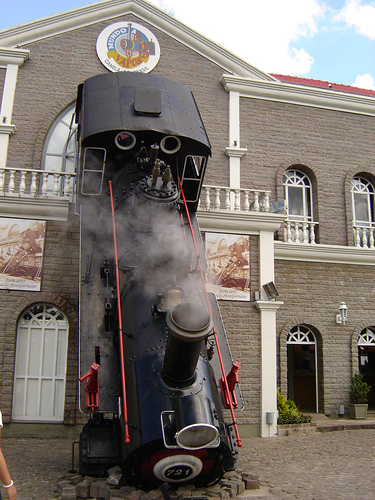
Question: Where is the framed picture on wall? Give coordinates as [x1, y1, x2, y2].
[0, 218, 46, 291]
[205, 232, 250, 301]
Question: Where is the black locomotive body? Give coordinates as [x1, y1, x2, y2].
[76, 72, 242, 490]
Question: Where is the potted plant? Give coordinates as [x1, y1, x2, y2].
[349, 373, 371, 419]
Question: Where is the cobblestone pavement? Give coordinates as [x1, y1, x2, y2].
[1, 428, 375, 499]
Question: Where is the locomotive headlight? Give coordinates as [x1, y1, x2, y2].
[160, 135, 181, 154]
[176, 423, 219, 450]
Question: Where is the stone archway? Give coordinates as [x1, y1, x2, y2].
[358, 327, 375, 410]
[287, 325, 318, 413]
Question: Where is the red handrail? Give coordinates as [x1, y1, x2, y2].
[108, 180, 130, 444]
[178, 178, 242, 447]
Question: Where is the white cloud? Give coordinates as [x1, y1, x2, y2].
[353, 73, 375, 89]
[338, 0, 375, 40]
[149, 0, 324, 74]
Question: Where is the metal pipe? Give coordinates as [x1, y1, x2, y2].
[108, 180, 130, 445]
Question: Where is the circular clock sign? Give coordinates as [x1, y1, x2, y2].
[96, 22, 160, 73]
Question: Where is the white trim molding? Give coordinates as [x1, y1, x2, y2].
[221, 74, 375, 117]
[0, 47, 29, 67]
[197, 210, 284, 235]
[275, 241, 375, 266]
[0, 0, 275, 80]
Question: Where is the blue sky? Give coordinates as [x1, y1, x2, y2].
[0, 0, 374, 89]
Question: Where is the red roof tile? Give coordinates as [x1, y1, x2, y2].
[270, 74, 375, 97]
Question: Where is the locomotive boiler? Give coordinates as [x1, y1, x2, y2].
[76, 72, 242, 490]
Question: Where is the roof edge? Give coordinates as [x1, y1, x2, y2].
[222, 74, 375, 117]
[0, 0, 275, 81]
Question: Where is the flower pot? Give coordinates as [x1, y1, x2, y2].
[349, 403, 368, 419]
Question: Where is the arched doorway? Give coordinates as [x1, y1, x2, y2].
[12, 303, 69, 421]
[358, 327, 375, 410]
[287, 325, 318, 412]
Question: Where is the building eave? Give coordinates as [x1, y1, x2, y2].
[0, 0, 275, 81]
[275, 241, 375, 266]
[221, 74, 375, 117]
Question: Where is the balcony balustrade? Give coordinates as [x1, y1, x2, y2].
[353, 225, 375, 249]
[0, 170, 372, 250]
[198, 185, 271, 212]
[0, 167, 75, 199]
[284, 219, 318, 245]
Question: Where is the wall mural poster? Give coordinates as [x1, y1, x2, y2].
[0, 219, 46, 291]
[205, 233, 250, 301]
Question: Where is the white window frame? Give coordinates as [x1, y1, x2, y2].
[12, 304, 69, 422]
[283, 169, 313, 222]
[351, 176, 375, 247]
[42, 104, 77, 200]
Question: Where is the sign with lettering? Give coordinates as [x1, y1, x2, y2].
[96, 22, 160, 73]
[0, 218, 46, 291]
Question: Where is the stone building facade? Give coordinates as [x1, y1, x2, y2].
[0, 0, 374, 439]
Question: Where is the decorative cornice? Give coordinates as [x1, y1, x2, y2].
[0, 47, 29, 66]
[274, 241, 375, 266]
[254, 300, 284, 312]
[197, 210, 284, 234]
[0, 123, 16, 135]
[0, 0, 276, 80]
[225, 147, 247, 158]
[0, 197, 70, 221]
[221, 74, 375, 117]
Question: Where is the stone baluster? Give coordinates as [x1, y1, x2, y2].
[8, 169, 15, 194]
[204, 186, 210, 210]
[369, 228, 375, 249]
[63, 175, 71, 198]
[244, 190, 250, 211]
[19, 171, 26, 195]
[224, 189, 230, 210]
[361, 228, 368, 248]
[353, 227, 360, 247]
[41, 173, 49, 197]
[53, 173, 60, 196]
[30, 172, 37, 197]
[214, 187, 220, 209]
[302, 222, 308, 244]
[310, 223, 316, 244]
[286, 220, 292, 243]
[0, 169, 5, 195]
[234, 189, 240, 210]
[253, 191, 260, 212]
[294, 222, 300, 243]
[263, 192, 270, 212]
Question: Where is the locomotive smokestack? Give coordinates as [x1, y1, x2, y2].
[163, 302, 213, 387]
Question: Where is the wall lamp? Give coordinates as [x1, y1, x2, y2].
[336, 302, 348, 325]
[262, 281, 279, 300]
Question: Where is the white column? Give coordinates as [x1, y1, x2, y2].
[256, 229, 283, 437]
[0, 48, 30, 169]
[225, 90, 247, 190]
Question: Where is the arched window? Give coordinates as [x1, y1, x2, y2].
[12, 304, 69, 422]
[283, 169, 316, 244]
[283, 170, 313, 221]
[351, 176, 375, 248]
[42, 104, 77, 199]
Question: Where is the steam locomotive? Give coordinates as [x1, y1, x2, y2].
[76, 72, 242, 491]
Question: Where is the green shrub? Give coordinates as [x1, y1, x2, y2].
[349, 373, 371, 404]
[277, 389, 312, 424]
